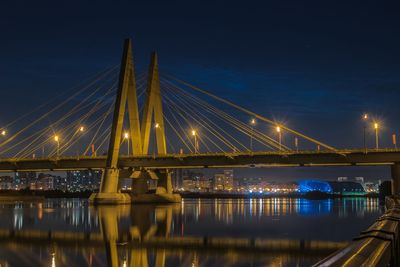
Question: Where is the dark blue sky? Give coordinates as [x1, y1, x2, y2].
[1, 1, 399, 181]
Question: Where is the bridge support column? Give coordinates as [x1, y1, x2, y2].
[130, 170, 181, 203]
[89, 168, 131, 204]
[391, 163, 400, 195]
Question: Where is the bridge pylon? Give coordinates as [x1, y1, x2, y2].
[90, 39, 180, 204]
[89, 38, 140, 204]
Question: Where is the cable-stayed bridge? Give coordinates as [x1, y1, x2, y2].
[1, 39, 400, 203]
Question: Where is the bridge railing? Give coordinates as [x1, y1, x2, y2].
[313, 196, 400, 267]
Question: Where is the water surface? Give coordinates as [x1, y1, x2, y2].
[0, 197, 383, 266]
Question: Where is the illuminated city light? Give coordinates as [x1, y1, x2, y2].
[123, 132, 129, 139]
[1, 130, 5, 136]
[79, 126, 84, 132]
[54, 135, 59, 142]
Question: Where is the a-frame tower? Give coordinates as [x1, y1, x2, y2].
[89, 38, 180, 204]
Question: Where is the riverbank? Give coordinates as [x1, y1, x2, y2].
[179, 192, 380, 199]
[0, 190, 381, 200]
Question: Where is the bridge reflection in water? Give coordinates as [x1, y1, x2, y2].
[0, 198, 383, 267]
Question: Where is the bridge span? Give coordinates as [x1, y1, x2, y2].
[2, 149, 400, 171]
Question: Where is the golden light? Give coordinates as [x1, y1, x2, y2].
[123, 132, 129, 139]
[191, 130, 196, 136]
[54, 135, 59, 142]
[1, 130, 5, 136]
[155, 123, 160, 128]
[276, 126, 281, 133]
[363, 114, 368, 120]
[79, 126, 84, 132]
[374, 123, 379, 129]
[250, 118, 256, 125]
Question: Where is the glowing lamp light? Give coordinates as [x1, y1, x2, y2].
[276, 126, 281, 133]
[123, 132, 129, 139]
[363, 114, 368, 120]
[155, 123, 160, 128]
[1, 130, 5, 136]
[54, 135, 59, 142]
[374, 123, 379, 129]
[79, 126, 84, 132]
[191, 130, 196, 136]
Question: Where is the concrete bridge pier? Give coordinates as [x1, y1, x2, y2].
[89, 168, 131, 205]
[130, 169, 181, 203]
[391, 163, 400, 195]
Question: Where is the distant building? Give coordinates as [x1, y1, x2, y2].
[30, 174, 54, 190]
[182, 179, 196, 191]
[181, 170, 204, 192]
[355, 177, 364, 184]
[14, 171, 36, 189]
[198, 177, 212, 192]
[214, 170, 234, 191]
[0, 176, 13, 190]
[66, 170, 101, 191]
[329, 181, 365, 195]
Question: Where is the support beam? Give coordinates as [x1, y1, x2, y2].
[391, 163, 400, 195]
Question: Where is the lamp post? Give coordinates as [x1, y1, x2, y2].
[1, 130, 5, 136]
[374, 123, 379, 149]
[250, 118, 256, 151]
[192, 130, 198, 153]
[362, 114, 368, 152]
[54, 135, 60, 157]
[123, 132, 129, 156]
[78, 126, 85, 156]
[154, 123, 159, 155]
[276, 126, 282, 151]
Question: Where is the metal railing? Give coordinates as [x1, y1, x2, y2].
[313, 196, 400, 266]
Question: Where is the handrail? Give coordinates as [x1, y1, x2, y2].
[313, 196, 400, 266]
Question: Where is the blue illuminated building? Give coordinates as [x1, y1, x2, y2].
[298, 180, 332, 193]
[298, 180, 366, 196]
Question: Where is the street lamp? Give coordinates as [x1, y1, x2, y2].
[191, 130, 198, 153]
[54, 135, 60, 157]
[250, 118, 256, 151]
[79, 126, 85, 132]
[374, 122, 379, 149]
[276, 126, 282, 150]
[1, 130, 5, 136]
[154, 123, 160, 155]
[123, 132, 130, 156]
[362, 114, 368, 152]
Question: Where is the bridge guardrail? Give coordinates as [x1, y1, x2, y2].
[313, 196, 400, 267]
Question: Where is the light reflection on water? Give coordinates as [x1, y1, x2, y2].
[0, 197, 383, 267]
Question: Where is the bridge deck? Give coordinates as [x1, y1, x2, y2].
[0, 149, 399, 172]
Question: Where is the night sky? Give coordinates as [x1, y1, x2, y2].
[1, 1, 400, 181]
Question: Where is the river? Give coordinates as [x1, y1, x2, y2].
[0, 197, 383, 266]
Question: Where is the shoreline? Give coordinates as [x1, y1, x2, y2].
[0, 190, 381, 200]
